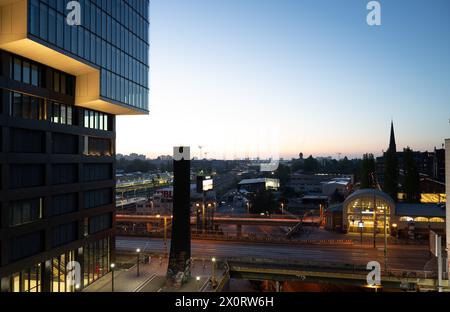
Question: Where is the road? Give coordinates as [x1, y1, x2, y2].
[116, 237, 433, 271]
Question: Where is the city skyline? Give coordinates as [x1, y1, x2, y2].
[117, 0, 450, 159]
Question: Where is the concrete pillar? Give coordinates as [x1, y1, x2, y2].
[445, 139, 450, 280]
[167, 147, 191, 286]
[275, 281, 282, 292]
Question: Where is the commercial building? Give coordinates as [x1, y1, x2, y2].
[0, 0, 149, 292]
[287, 173, 354, 195]
[238, 178, 280, 193]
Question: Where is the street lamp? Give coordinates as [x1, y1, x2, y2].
[281, 203, 284, 215]
[391, 222, 398, 242]
[163, 217, 168, 255]
[136, 248, 141, 277]
[110, 263, 116, 292]
[358, 221, 364, 245]
[211, 257, 217, 287]
[196, 276, 201, 291]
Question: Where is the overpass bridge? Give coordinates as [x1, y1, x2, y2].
[222, 258, 447, 292]
[116, 214, 318, 227]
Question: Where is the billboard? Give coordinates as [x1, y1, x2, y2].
[197, 176, 214, 193]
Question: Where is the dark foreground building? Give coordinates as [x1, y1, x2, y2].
[0, 0, 149, 292]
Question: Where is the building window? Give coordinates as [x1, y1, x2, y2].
[51, 222, 78, 248]
[8, 263, 41, 292]
[49, 69, 74, 96]
[50, 193, 78, 217]
[83, 188, 112, 209]
[10, 92, 46, 121]
[10, 231, 44, 261]
[83, 136, 113, 156]
[9, 164, 45, 189]
[49, 101, 73, 125]
[83, 163, 113, 182]
[83, 237, 110, 287]
[10, 56, 42, 87]
[89, 213, 112, 234]
[10, 128, 45, 153]
[50, 251, 77, 293]
[9, 198, 43, 227]
[51, 164, 78, 185]
[52, 133, 78, 154]
[83, 109, 110, 131]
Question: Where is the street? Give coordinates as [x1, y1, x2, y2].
[116, 237, 434, 271]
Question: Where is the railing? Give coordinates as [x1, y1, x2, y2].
[225, 257, 440, 281]
[116, 229, 353, 246]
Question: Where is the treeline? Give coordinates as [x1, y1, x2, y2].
[116, 158, 173, 173]
[360, 148, 421, 203]
[258, 156, 363, 189]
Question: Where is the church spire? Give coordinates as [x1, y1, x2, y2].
[389, 120, 396, 152]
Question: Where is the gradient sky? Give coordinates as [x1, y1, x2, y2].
[117, 0, 450, 160]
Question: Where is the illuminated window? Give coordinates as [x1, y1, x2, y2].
[429, 217, 444, 223]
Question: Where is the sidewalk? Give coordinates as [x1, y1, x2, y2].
[83, 257, 224, 293]
[83, 262, 160, 292]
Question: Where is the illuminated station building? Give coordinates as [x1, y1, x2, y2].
[338, 189, 446, 238]
[0, 0, 149, 292]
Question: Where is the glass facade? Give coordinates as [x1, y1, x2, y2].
[28, 0, 150, 112]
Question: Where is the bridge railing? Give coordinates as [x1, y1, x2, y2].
[115, 229, 353, 246]
[225, 257, 441, 281]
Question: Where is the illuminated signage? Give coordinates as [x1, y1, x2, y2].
[197, 176, 214, 193]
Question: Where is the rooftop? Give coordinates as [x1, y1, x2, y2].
[396, 203, 446, 217]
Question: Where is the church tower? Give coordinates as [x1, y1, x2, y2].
[389, 121, 397, 152]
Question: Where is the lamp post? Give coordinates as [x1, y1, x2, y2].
[136, 248, 141, 277]
[163, 217, 168, 255]
[110, 263, 115, 292]
[157, 215, 168, 255]
[384, 205, 388, 271]
[196, 276, 201, 291]
[281, 202, 284, 215]
[358, 221, 364, 245]
[392, 223, 398, 243]
[373, 192, 377, 249]
[211, 257, 217, 287]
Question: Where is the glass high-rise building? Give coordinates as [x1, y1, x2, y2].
[0, 0, 149, 292]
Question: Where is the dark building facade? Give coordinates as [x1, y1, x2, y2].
[0, 0, 149, 292]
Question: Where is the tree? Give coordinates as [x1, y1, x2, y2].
[383, 149, 399, 202]
[330, 189, 345, 204]
[303, 155, 319, 173]
[273, 164, 291, 186]
[360, 154, 376, 188]
[403, 147, 421, 203]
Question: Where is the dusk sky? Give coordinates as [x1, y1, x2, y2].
[117, 0, 450, 160]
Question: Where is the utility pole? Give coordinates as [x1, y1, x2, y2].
[373, 189, 377, 249]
